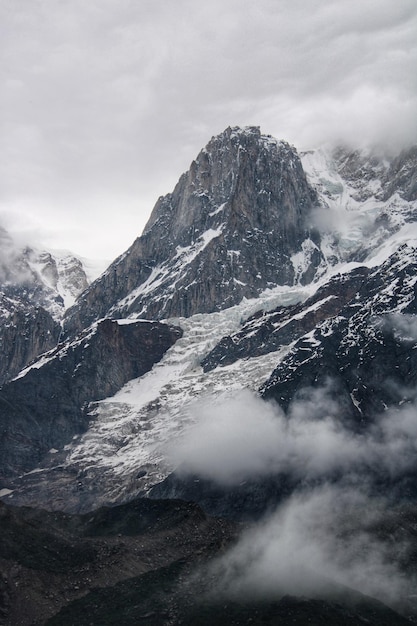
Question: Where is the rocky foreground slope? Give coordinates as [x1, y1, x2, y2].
[1, 497, 416, 626]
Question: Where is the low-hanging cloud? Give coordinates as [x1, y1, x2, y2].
[172, 386, 417, 610]
[167, 386, 417, 486]
[0, 224, 38, 286]
[205, 485, 416, 609]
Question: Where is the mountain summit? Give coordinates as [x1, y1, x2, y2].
[64, 126, 320, 336]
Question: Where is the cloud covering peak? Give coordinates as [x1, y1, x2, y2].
[1, 0, 416, 257]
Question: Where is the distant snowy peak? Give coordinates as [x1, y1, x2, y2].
[301, 143, 417, 204]
[64, 126, 321, 337]
[0, 225, 104, 318]
[301, 144, 417, 266]
[142, 125, 305, 240]
[0, 226, 106, 384]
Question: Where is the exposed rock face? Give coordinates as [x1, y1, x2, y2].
[384, 145, 417, 202]
[63, 126, 320, 337]
[0, 295, 61, 386]
[331, 147, 390, 202]
[200, 242, 417, 428]
[0, 319, 182, 480]
[330, 144, 417, 204]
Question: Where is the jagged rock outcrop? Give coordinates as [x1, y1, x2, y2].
[383, 145, 417, 202]
[0, 319, 182, 480]
[201, 241, 417, 426]
[0, 296, 61, 385]
[329, 144, 417, 204]
[331, 148, 390, 202]
[63, 126, 320, 337]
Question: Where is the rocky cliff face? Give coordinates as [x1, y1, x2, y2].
[384, 145, 417, 202]
[261, 244, 417, 420]
[0, 319, 181, 480]
[0, 296, 61, 386]
[201, 241, 417, 425]
[63, 126, 320, 337]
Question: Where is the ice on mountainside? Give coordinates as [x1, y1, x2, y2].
[5, 284, 310, 510]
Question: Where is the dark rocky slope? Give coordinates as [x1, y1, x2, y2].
[261, 244, 417, 421]
[0, 498, 415, 626]
[200, 243, 417, 426]
[0, 296, 61, 385]
[63, 126, 320, 337]
[0, 498, 235, 626]
[0, 319, 181, 481]
[202, 265, 370, 372]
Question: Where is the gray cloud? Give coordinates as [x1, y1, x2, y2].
[206, 485, 415, 609]
[167, 387, 417, 486]
[1, 1, 416, 257]
[170, 384, 417, 608]
[379, 313, 417, 343]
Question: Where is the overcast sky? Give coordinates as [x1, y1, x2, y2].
[1, 0, 416, 260]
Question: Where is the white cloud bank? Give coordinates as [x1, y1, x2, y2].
[168, 387, 417, 486]
[1, 0, 416, 258]
[170, 386, 417, 608]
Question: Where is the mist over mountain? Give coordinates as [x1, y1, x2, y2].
[1, 127, 417, 624]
